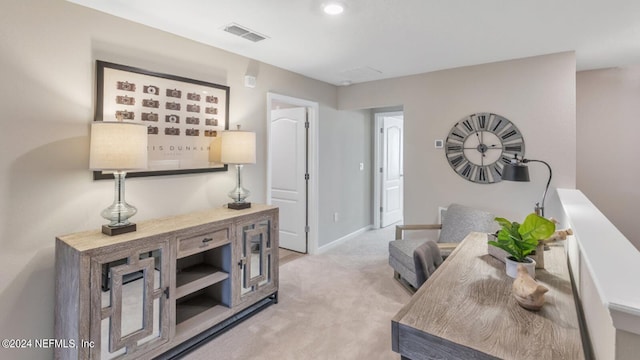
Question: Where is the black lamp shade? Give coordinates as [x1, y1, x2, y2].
[502, 163, 530, 182]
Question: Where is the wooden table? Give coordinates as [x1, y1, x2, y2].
[392, 232, 585, 360]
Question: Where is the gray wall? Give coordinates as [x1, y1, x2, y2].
[319, 108, 373, 246]
[0, 1, 370, 358]
[577, 66, 640, 250]
[338, 52, 577, 224]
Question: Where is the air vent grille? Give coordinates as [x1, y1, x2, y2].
[223, 23, 268, 42]
[338, 66, 383, 80]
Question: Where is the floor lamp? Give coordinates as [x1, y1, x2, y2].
[501, 155, 552, 217]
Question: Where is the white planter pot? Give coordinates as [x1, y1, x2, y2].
[505, 256, 536, 279]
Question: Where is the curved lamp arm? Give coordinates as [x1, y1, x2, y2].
[523, 159, 552, 217]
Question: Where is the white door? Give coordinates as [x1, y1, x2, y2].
[381, 116, 404, 227]
[270, 107, 307, 253]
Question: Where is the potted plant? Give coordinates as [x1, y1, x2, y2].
[488, 213, 555, 278]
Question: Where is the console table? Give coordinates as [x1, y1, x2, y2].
[55, 204, 278, 360]
[392, 232, 585, 360]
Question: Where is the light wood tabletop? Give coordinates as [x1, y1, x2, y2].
[392, 232, 585, 360]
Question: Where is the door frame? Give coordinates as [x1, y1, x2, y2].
[266, 92, 319, 254]
[374, 111, 404, 229]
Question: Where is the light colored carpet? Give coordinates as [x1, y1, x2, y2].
[278, 248, 305, 266]
[185, 225, 410, 360]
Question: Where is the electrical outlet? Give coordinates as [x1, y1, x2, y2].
[359, 162, 364, 171]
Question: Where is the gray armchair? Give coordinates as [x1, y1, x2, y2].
[389, 204, 496, 290]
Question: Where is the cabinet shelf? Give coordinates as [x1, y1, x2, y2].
[176, 264, 229, 299]
[176, 293, 230, 326]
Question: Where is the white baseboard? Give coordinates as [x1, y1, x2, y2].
[316, 225, 373, 254]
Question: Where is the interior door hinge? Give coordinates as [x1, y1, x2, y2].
[164, 287, 170, 299]
[305, 121, 310, 129]
[305, 225, 310, 233]
[380, 128, 384, 134]
[380, 206, 384, 213]
[380, 167, 383, 173]
[305, 173, 310, 180]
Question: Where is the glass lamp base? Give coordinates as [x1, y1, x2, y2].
[228, 187, 250, 204]
[100, 171, 139, 236]
[227, 164, 251, 210]
[101, 202, 138, 227]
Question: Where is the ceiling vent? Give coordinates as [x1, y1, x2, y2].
[338, 66, 383, 81]
[223, 23, 268, 43]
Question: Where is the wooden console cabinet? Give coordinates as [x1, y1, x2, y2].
[55, 205, 278, 360]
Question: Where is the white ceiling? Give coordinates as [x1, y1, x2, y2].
[68, 0, 640, 85]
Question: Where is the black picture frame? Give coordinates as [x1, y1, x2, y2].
[94, 60, 229, 180]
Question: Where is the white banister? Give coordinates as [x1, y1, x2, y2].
[558, 189, 640, 359]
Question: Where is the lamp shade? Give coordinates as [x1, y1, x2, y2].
[501, 163, 530, 182]
[220, 130, 256, 164]
[208, 136, 222, 163]
[90, 122, 148, 170]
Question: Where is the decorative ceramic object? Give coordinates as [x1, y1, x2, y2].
[505, 256, 536, 279]
[542, 228, 573, 244]
[531, 227, 574, 269]
[512, 264, 548, 311]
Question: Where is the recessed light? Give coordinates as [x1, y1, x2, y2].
[324, 2, 344, 15]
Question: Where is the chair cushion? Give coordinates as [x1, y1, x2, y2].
[389, 255, 418, 288]
[438, 203, 496, 244]
[389, 238, 428, 272]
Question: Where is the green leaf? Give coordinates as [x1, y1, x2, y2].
[519, 213, 556, 242]
[494, 217, 512, 229]
[497, 221, 520, 242]
[488, 240, 517, 258]
[519, 237, 539, 258]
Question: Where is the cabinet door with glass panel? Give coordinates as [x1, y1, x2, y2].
[89, 239, 170, 360]
[235, 213, 279, 305]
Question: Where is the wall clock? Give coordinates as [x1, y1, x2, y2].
[445, 112, 525, 183]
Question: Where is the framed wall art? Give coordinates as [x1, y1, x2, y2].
[94, 60, 230, 179]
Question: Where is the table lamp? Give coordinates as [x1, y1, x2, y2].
[90, 121, 148, 235]
[219, 125, 256, 209]
[501, 154, 552, 217]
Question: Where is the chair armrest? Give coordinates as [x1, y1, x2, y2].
[436, 243, 459, 251]
[395, 224, 442, 240]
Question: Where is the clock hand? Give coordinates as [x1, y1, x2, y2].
[462, 147, 502, 150]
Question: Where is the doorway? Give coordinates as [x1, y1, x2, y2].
[374, 111, 404, 228]
[266, 93, 319, 254]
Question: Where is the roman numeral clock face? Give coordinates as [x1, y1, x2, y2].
[445, 113, 525, 183]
